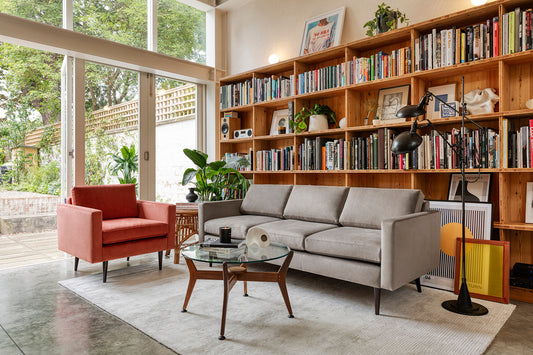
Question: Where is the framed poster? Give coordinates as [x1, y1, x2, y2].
[270, 109, 289, 135]
[427, 84, 456, 119]
[448, 173, 491, 202]
[299, 7, 345, 56]
[440, 101, 459, 118]
[375, 85, 410, 124]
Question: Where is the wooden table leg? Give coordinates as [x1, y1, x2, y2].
[277, 251, 294, 318]
[242, 263, 248, 296]
[182, 257, 198, 312]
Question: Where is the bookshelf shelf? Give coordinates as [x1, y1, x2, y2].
[218, 0, 533, 303]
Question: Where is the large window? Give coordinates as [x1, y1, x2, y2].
[0, 0, 62, 27]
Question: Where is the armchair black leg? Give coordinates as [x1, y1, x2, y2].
[127, 257, 130, 262]
[415, 278, 422, 293]
[374, 288, 381, 315]
[158, 251, 163, 270]
[103, 261, 108, 283]
[74, 257, 79, 271]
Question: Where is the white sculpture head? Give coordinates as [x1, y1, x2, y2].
[462, 88, 499, 115]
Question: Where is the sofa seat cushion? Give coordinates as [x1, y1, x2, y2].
[256, 219, 338, 251]
[102, 218, 168, 245]
[204, 215, 281, 239]
[283, 185, 349, 224]
[241, 184, 293, 218]
[305, 227, 382, 263]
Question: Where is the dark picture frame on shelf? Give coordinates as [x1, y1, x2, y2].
[270, 109, 290, 135]
[299, 7, 345, 56]
[375, 84, 410, 124]
[448, 173, 492, 202]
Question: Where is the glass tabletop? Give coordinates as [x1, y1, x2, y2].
[181, 242, 290, 264]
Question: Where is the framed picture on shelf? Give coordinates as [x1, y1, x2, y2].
[525, 182, 533, 223]
[427, 83, 456, 119]
[270, 109, 289, 135]
[375, 85, 410, 124]
[448, 173, 492, 202]
[440, 101, 459, 118]
[299, 7, 345, 56]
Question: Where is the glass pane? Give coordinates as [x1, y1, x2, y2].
[73, 0, 147, 49]
[157, 0, 206, 64]
[155, 77, 197, 203]
[0, 0, 62, 26]
[85, 62, 139, 190]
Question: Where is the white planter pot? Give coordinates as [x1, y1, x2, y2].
[308, 114, 328, 131]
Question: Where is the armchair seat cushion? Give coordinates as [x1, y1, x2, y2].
[204, 215, 281, 239]
[305, 227, 382, 263]
[102, 218, 169, 245]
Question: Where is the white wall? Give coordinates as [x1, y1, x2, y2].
[223, 0, 488, 75]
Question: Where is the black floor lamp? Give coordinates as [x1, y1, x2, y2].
[391, 77, 488, 316]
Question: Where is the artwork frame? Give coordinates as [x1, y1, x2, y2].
[427, 83, 456, 119]
[448, 173, 492, 202]
[440, 101, 459, 118]
[526, 182, 533, 223]
[270, 109, 290, 135]
[299, 7, 345, 56]
[375, 84, 410, 124]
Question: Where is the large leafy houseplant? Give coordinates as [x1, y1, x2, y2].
[289, 104, 336, 133]
[364, 3, 408, 37]
[181, 148, 250, 201]
[109, 144, 138, 185]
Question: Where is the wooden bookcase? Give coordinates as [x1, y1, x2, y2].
[217, 0, 533, 303]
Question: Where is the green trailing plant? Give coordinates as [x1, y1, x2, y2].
[109, 144, 138, 185]
[364, 3, 408, 37]
[290, 104, 336, 133]
[181, 148, 250, 201]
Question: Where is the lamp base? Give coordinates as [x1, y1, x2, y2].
[441, 300, 488, 316]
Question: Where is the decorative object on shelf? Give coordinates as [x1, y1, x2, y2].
[246, 226, 271, 248]
[234, 128, 253, 139]
[525, 182, 533, 223]
[221, 112, 240, 140]
[364, 99, 378, 124]
[219, 227, 232, 243]
[338, 117, 347, 128]
[185, 187, 198, 202]
[462, 88, 499, 115]
[526, 98, 533, 109]
[427, 84, 456, 119]
[375, 85, 410, 124]
[392, 76, 489, 316]
[441, 101, 460, 118]
[182, 149, 250, 201]
[364, 2, 408, 37]
[290, 104, 336, 133]
[270, 109, 290, 135]
[300, 7, 345, 55]
[448, 173, 492, 202]
[423, 200, 493, 291]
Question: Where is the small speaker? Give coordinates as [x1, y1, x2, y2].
[221, 115, 240, 140]
[234, 129, 253, 139]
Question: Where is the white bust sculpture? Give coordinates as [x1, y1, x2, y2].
[462, 88, 499, 115]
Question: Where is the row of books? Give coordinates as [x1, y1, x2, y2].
[296, 64, 346, 95]
[415, 17, 498, 72]
[298, 137, 347, 171]
[503, 118, 533, 169]
[219, 76, 295, 109]
[346, 48, 412, 84]
[256, 147, 295, 171]
[502, 8, 533, 56]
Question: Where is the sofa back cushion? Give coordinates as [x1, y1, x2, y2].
[72, 184, 138, 220]
[339, 187, 424, 229]
[240, 184, 293, 218]
[283, 185, 349, 224]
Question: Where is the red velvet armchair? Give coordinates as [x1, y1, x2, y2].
[57, 184, 176, 282]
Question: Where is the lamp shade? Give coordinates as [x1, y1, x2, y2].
[396, 104, 426, 118]
[390, 131, 423, 154]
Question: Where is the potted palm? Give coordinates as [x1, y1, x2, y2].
[364, 3, 408, 37]
[109, 145, 138, 186]
[290, 104, 336, 133]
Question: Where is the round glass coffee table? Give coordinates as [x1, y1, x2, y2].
[181, 242, 294, 340]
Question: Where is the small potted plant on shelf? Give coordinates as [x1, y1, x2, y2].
[364, 3, 408, 37]
[290, 104, 336, 133]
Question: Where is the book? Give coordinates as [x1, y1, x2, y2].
[200, 238, 246, 249]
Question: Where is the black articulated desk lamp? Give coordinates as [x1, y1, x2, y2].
[391, 77, 488, 316]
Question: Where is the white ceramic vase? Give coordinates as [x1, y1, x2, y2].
[308, 114, 328, 131]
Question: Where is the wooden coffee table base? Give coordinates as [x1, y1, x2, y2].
[181, 251, 294, 340]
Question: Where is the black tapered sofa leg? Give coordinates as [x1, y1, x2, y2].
[158, 251, 163, 270]
[103, 261, 108, 283]
[374, 288, 381, 315]
[415, 278, 422, 293]
[74, 257, 79, 271]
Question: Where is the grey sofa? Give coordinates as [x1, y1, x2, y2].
[198, 184, 440, 314]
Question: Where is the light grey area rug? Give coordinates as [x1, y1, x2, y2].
[59, 262, 515, 355]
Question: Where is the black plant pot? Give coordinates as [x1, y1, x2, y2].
[185, 187, 198, 202]
[377, 13, 397, 34]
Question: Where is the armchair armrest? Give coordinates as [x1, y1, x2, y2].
[198, 199, 243, 241]
[380, 210, 441, 291]
[137, 200, 177, 249]
[57, 204, 103, 263]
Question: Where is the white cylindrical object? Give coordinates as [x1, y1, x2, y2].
[246, 226, 270, 248]
[308, 114, 328, 131]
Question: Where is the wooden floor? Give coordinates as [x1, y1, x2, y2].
[0, 230, 69, 270]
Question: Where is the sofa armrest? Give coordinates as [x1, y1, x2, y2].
[57, 204, 104, 263]
[138, 200, 177, 249]
[198, 199, 243, 241]
[380, 210, 441, 291]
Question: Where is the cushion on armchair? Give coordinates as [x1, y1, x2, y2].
[102, 218, 168, 245]
[72, 184, 138, 220]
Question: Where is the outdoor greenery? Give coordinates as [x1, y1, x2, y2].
[109, 144, 139, 185]
[181, 149, 250, 202]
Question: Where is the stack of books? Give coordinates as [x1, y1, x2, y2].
[199, 239, 246, 259]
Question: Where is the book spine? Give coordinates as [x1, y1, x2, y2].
[493, 16, 499, 56]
